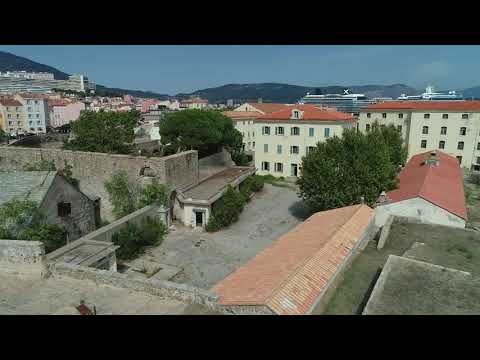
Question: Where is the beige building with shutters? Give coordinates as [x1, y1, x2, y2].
[358, 101, 480, 170]
[253, 105, 356, 177]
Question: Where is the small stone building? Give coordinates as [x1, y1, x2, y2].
[0, 171, 96, 242]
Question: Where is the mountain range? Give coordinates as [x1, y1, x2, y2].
[1, 50, 480, 102]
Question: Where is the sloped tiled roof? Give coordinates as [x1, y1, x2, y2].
[363, 101, 480, 112]
[0, 171, 57, 206]
[246, 102, 289, 114]
[256, 104, 355, 122]
[386, 150, 467, 220]
[0, 97, 23, 107]
[213, 204, 374, 315]
[222, 111, 261, 119]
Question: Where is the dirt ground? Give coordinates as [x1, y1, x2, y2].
[135, 184, 309, 290]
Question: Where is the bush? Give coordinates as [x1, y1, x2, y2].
[112, 217, 167, 260]
[137, 180, 169, 208]
[239, 175, 264, 201]
[470, 173, 480, 185]
[206, 185, 246, 232]
[21, 224, 68, 254]
[23, 159, 56, 171]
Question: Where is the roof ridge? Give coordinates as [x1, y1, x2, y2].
[264, 204, 364, 306]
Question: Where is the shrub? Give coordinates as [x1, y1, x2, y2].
[23, 159, 56, 171]
[21, 224, 68, 254]
[137, 180, 169, 208]
[239, 175, 264, 201]
[112, 217, 167, 260]
[105, 171, 139, 219]
[469, 173, 480, 185]
[206, 185, 246, 232]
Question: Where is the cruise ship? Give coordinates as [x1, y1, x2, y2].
[397, 85, 463, 101]
[298, 89, 389, 114]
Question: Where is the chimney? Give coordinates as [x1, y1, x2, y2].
[424, 151, 440, 167]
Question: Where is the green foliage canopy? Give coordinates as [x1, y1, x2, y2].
[64, 110, 140, 154]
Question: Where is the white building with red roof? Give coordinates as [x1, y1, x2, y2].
[375, 150, 467, 229]
[253, 105, 356, 177]
[359, 100, 480, 170]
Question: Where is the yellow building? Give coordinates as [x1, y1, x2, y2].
[0, 97, 26, 137]
[254, 105, 356, 177]
[358, 101, 480, 170]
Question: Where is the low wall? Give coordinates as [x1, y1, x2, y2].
[0, 240, 47, 278]
[49, 262, 220, 309]
[198, 148, 233, 181]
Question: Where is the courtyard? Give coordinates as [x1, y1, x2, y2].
[126, 183, 308, 289]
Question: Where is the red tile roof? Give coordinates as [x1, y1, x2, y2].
[222, 111, 261, 119]
[363, 101, 480, 112]
[246, 103, 290, 114]
[0, 97, 23, 107]
[386, 150, 467, 220]
[256, 104, 355, 122]
[213, 204, 375, 315]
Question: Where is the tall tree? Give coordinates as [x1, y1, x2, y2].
[297, 127, 400, 213]
[64, 110, 140, 154]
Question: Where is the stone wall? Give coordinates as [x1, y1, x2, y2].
[49, 262, 220, 309]
[0, 146, 199, 220]
[198, 148, 233, 181]
[0, 240, 47, 278]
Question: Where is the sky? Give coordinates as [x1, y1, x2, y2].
[1, 45, 479, 94]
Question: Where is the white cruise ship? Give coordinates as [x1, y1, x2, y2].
[398, 85, 463, 101]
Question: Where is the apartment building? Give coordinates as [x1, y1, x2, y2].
[358, 101, 480, 170]
[180, 97, 208, 109]
[15, 93, 48, 134]
[48, 99, 85, 128]
[254, 105, 356, 177]
[0, 97, 26, 136]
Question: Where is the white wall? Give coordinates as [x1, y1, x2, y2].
[375, 197, 466, 229]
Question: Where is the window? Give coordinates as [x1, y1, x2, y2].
[276, 126, 284, 135]
[442, 114, 448, 119]
[29, 121, 33, 125]
[382, 113, 387, 118]
[264, 144, 268, 153]
[422, 126, 429, 134]
[277, 145, 282, 154]
[34, 100, 38, 105]
[460, 127, 467, 136]
[441, 126, 447, 135]
[462, 114, 469, 119]
[324, 128, 330, 138]
[458, 141, 464, 150]
[477, 142, 480, 151]
[457, 156, 463, 164]
[27, 107, 32, 112]
[306, 146, 315, 155]
[16, 114, 19, 118]
[397, 125, 402, 132]
[365, 124, 370, 132]
[30, 128, 34, 132]
[439, 140, 445, 149]
[293, 110, 300, 119]
[291, 127, 300, 135]
[252, 142, 255, 149]
[262, 126, 270, 135]
[353, 113, 359, 117]
[309, 128, 314, 137]
[28, 114, 32, 118]
[290, 146, 299, 154]
[57, 202, 71, 217]
[261, 162, 270, 171]
[398, 113, 403, 119]
[367, 113, 371, 118]
[477, 157, 480, 165]
[274, 163, 283, 173]
[424, 114, 430, 119]
[27, 100, 32, 105]
[37, 127, 42, 131]
[421, 140, 427, 148]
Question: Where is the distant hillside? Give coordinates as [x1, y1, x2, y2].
[95, 85, 170, 99]
[177, 83, 420, 104]
[0, 51, 70, 80]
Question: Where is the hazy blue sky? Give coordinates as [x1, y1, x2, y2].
[1, 45, 479, 94]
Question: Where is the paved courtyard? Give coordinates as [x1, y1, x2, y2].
[137, 184, 309, 289]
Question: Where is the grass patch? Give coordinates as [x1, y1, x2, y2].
[256, 175, 297, 190]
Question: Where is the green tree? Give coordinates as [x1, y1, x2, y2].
[373, 122, 408, 167]
[137, 180, 169, 208]
[64, 110, 140, 154]
[159, 109, 245, 158]
[297, 127, 400, 213]
[0, 199, 40, 239]
[206, 185, 246, 231]
[104, 171, 139, 219]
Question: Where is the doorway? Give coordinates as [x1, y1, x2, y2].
[195, 211, 203, 227]
[291, 163, 298, 177]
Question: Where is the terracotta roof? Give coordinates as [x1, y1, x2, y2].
[17, 93, 47, 99]
[246, 102, 289, 114]
[213, 204, 374, 315]
[0, 97, 23, 107]
[363, 101, 480, 112]
[386, 150, 467, 220]
[222, 111, 261, 119]
[256, 104, 355, 122]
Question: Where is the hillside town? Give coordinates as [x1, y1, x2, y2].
[2, 49, 480, 316]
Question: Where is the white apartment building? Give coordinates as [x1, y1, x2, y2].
[254, 105, 356, 177]
[15, 93, 48, 134]
[358, 101, 480, 170]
